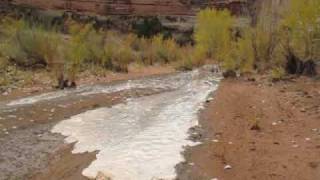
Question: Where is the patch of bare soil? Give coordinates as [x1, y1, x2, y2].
[177, 76, 320, 180]
[31, 143, 97, 180]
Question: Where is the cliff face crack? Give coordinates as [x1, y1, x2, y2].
[51, 69, 220, 180]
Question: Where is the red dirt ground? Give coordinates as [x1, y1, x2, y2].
[178, 76, 320, 180]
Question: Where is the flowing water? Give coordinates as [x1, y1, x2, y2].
[2, 68, 221, 180]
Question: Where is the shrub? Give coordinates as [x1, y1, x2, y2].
[124, 33, 140, 51]
[175, 46, 205, 70]
[194, 8, 234, 61]
[0, 18, 30, 65]
[133, 17, 163, 38]
[0, 56, 8, 87]
[112, 47, 134, 72]
[85, 28, 106, 65]
[0, 17, 62, 68]
[271, 66, 285, 81]
[163, 38, 181, 62]
[146, 34, 182, 64]
[281, 0, 320, 61]
[65, 23, 93, 82]
[250, 0, 286, 71]
[101, 43, 116, 69]
[235, 29, 255, 73]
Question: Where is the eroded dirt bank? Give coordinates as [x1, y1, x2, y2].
[177, 76, 320, 180]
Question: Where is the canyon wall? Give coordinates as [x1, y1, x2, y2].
[9, 0, 248, 16]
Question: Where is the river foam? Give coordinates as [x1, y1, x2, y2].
[6, 72, 191, 106]
[51, 70, 220, 180]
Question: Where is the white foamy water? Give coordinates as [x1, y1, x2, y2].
[51, 70, 220, 180]
[6, 72, 192, 106]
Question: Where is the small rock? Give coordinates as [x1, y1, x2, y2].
[305, 138, 311, 141]
[309, 162, 319, 169]
[228, 142, 233, 145]
[30, 119, 35, 122]
[272, 122, 277, 126]
[212, 139, 219, 143]
[211, 178, 219, 180]
[190, 132, 202, 141]
[224, 165, 232, 170]
[50, 108, 55, 113]
[306, 95, 313, 98]
[12, 126, 17, 129]
[206, 97, 214, 103]
[8, 115, 17, 118]
[300, 108, 306, 113]
[250, 124, 261, 131]
[58, 104, 67, 108]
[96, 171, 112, 180]
[2, 92, 9, 96]
[292, 144, 299, 148]
[188, 162, 195, 166]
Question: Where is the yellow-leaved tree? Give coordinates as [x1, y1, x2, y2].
[194, 8, 235, 70]
[281, 0, 320, 61]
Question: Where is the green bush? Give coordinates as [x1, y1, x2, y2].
[271, 66, 285, 81]
[0, 17, 62, 67]
[281, 0, 320, 61]
[0, 18, 29, 65]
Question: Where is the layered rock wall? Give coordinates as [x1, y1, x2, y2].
[9, 0, 248, 16]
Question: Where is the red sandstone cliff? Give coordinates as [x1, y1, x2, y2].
[9, 0, 248, 16]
